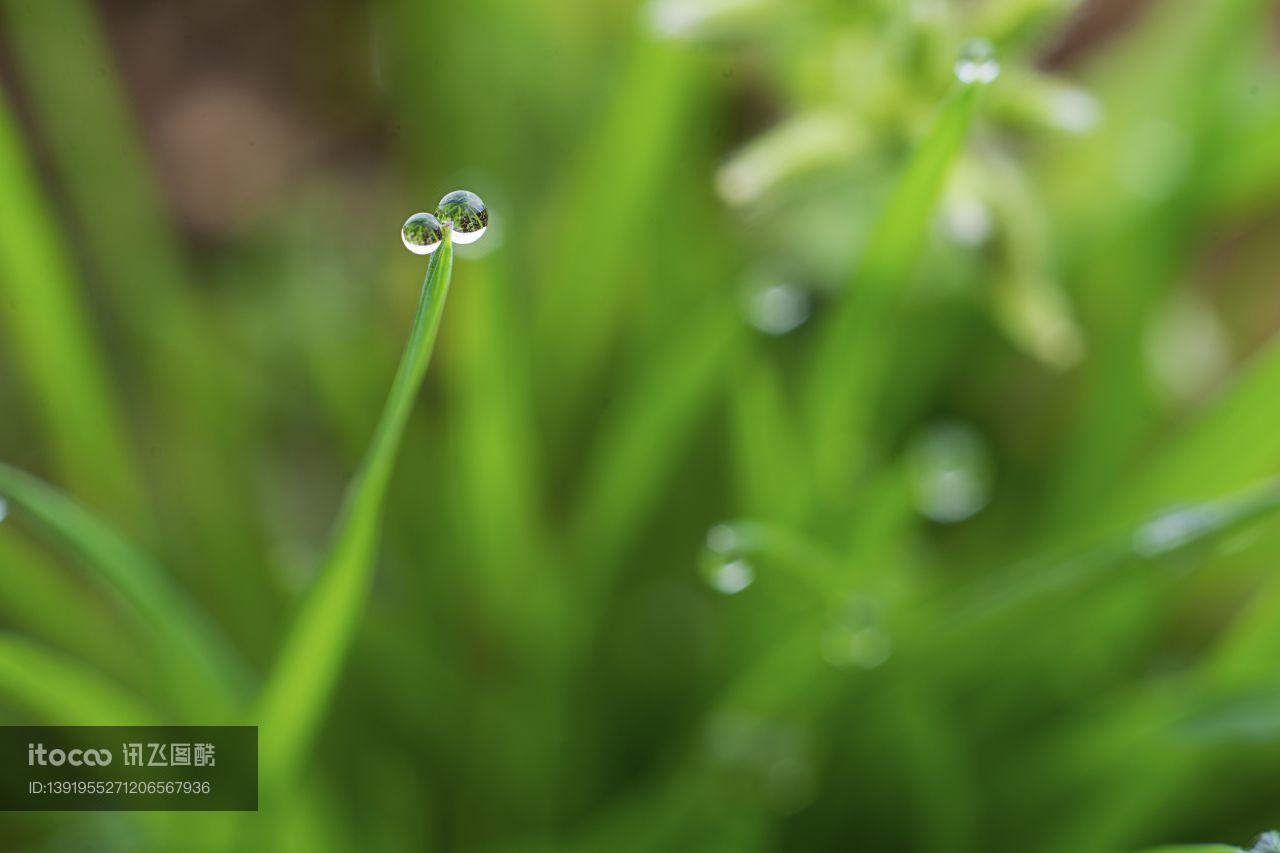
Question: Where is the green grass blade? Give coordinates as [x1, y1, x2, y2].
[2, 0, 274, 646]
[1109, 333, 1280, 520]
[0, 634, 156, 725]
[0, 90, 148, 530]
[0, 531, 145, 686]
[803, 84, 981, 496]
[446, 255, 548, 612]
[257, 236, 455, 791]
[534, 37, 706, 420]
[729, 354, 811, 526]
[0, 462, 243, 719]
[569, 299, 740, 576]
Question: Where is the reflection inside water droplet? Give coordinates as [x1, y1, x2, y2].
[906, 423, 993, 523]
[436, 190, 488, 245]
[400, 212, 443, 255]
[955, 38, 1000, 85]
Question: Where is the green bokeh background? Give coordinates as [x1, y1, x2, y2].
[2, 0, 1280, 850]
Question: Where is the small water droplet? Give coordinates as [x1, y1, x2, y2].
[906, 423, 993, 524]
[401, 212, 443, 255]
[706, 523, 740, 555]
[703, 711, 817, 814]
[743, 282, 811, 336]
[1133, 505, 1226, 558]
[955, 38, 1000, 86]
[821, 623, 892, 670]
[436, 190, 488, 245]
[703, 558, 755, 595]
[1253, 832, 1280, 853]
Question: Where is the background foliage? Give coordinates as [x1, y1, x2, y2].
[2, 0, 1280, 850]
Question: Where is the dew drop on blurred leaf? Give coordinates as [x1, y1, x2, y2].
[703, 557, 755, 595]
[906, 423, 993, 523]
[1146, 290, 1230, 403]
[436, 190, 488, 245]
[1049, 86, 1101, 135]
[1132, 504, 1227, 558]
[400, 212, 443, 255]
[743, 282, 810, 336]
[940, 195, 993, 246]
[706, 522, 741, 555]
[820, 623, 892, 670]
[955, 38, 1000, 86]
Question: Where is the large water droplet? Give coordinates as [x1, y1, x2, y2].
[436, 190, 488, 245]
[401, 212, 443, 255]
[906, 423, 994, 523]
[703, 558, 755, 595]
[1253, 832, 1280, 853]
[744, 282, 811, 336]
[955, 38, 1000, 86]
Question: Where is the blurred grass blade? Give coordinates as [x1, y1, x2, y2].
[0, 90, 148, 530]
[954, 478, 1280, 627]
[1109, 333, 1280, 520]
[534, 37, 706, 420]
[0, 634, 156, 725]
[0, 462, 243, 719]
[729, 354, 811, 525]
[803, 84, 981, 495]
[569, 298, 740, 577]
[2, 0, 273, 647]
[257, 237, 454, 791]
[446, 255, 548, 613]
[0, 531, 145, 686]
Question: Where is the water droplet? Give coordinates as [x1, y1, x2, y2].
[940, 196, 993, 246]
[821, 623, 892, 670]
[703, 711, 817, 814]
[0, 497, 8, 524]
[436, 190, 488, 245]
[706, 523, 741, 555]
[743, 282, 811, 336]
[1049, 87, 1101, 134]
[1146, 291, 1230, 403]
[906, 423, 994, 524]
[1132, 505, 1226, 558]
[954, 38, 1000, 86]
[1253, 832, 1280, 853]
[400, 212, 443, 255]
[703, 557, 755, 595]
